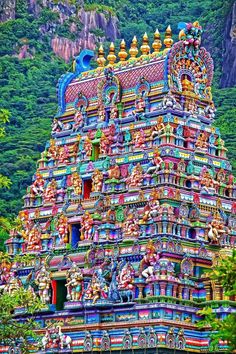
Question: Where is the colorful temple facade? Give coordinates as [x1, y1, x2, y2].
[1, 21, 236, 353]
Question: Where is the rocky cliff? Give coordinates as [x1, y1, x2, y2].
[0, 0, 120, 62]
[220, 0, 236, 87]
[51, 8, 119, 62]
[0, 0, 16, 22]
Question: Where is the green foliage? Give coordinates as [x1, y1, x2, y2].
[197, 251, 236, 351]
[0, 288, 43, 352]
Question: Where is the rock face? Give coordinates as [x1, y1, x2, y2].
[51, 9, 119, 62]
[0, 0, 16, 22]
[220, 1, 236, 88]
[0, 0, 119, 62]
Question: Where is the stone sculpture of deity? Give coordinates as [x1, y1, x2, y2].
[65, 262, 84, 301]
[140, 240, 159, 280]
[35, 265, 51, 304]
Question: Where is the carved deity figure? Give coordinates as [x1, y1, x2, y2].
[84, 136, 92, 157]
[207, 216, 225, 244]
[4, 271, 22, 295]
[52, 118, 63, 133]
[84, 272, 108, 304]
[117, 263, 135, 291]
[35, 266, 51, 304]
[43, 179, 57, 203]
[133, 129, 146, 149]
[151, 118, 165, 139]
[73, 110, 83, 132]
[26, 226, 41, 251]
[30, 172, 45, 196]
[100, 133, 112, 155]
[92, 169, 103, 193]
[58, 145, 69, 164]
[65, 263, 84, 301]
[200, 167, 216, 194]
[141, 199, 160, 223]
[110, 105, 118, 119]
[47, 139, 58, 161]
[140, 240, 159, 279]
[56, 214, 69, 243]
[122, 209, 139, 239]
[126, 163, 143, 188]
[81, 212, 93, 240]
[146, 148, 163, 174]
[71, 172, 82, 195]
[135, 95, 145, 112]
[107, 164, 120, 179]
[195, 131, 208, 149]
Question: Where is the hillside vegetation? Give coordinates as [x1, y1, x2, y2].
[0, 0, 235, 223]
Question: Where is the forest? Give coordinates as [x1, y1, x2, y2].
[0, 0, 235, 248]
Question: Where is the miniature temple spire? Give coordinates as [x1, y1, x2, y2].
[118, 39, 128, 62]
[164, 25, 173, 50]
[152, 29, 162, 53]
[97, 44, 106, 67]
[129, 36, 138, 59]
[107, 42, 116, 66]
[140, 32, 150, 55]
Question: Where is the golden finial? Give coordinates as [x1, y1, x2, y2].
[164, 25, 173, 50]
[96, 44, 106, 67]
[152, 29, 162, 53]
[129, 36, 138, 59]
[107, 42, 116, 66]
[140, 32, 150, 55]
[118, 39, 128, 62]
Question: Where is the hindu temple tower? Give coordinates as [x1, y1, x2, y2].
[2, 21, 236, 353]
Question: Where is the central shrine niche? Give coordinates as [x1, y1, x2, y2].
[2, 21, 236, 354]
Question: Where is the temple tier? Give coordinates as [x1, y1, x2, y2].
[1, 21, 236, 353]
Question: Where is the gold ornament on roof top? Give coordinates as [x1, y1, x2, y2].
[107, 42, 116, 66]
[97, 44, 106, 67]
[140, 32, 150, 55]
[164, 25, 173, 49]
[118, 39, 128, 62]
[129, 36, 139, 59]
[152, 29, 162, 53]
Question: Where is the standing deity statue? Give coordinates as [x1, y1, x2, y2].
[92, 169, 103, 193]
[35, 265, 51, 304]
[71, 172, 82, 195]
[100, 133, 112, 155]
[65, 263, 84, 301]
[56, 214, 69, 243]
[140, 240, 159, 279]
[73, 110, 84, 132]
[81, 212, 93, 240]
[84, 136, 92, 157]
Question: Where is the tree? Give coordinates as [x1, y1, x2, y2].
[0, 109, 11, 188]
[0, 288, 43, 353]
[198, 250, 236, 352]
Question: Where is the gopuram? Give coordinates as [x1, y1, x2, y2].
[1, 21, 236, 353]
